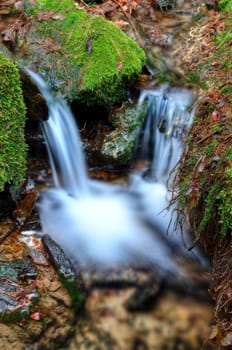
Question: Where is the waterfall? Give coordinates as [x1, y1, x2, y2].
[28, 71, 89, 197]
[129, 85, 197, 254]
[133, 85, 195, 183]
[29, 71, 205, 274]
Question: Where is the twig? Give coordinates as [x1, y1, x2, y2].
[187, 232, 201, 251]
[196, 131, 216, 144]
[224, 132, 232, 142]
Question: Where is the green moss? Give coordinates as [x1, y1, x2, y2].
[184, 71, 207, 89]
[59, 275, 85, 312]
[198, 183, 221, 234]
[204, 139, 218, 156]
[217, 152, 232, 236]
[0, 54, 27, 192]
[1, 308, 29, 324]
[218, 0, 232, 13]
[23, 0, 145, 106]
[198, 156, 232, 237]
[211, 123, 223, 133]
[179, 139, 232, 239]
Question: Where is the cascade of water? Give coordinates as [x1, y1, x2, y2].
[130, 85, 196, 251]
[133, 85, 195, 183]
[29, 71, 204, 273]
[28, 70, 89, 197]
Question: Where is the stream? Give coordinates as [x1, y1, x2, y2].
[0, 1, 217, 349]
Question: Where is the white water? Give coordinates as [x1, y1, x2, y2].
[29, 71, 202, 275]
[133, 85, 195, 183]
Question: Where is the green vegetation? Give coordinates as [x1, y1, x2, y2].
[0, 53, 27, 192]
[184, 70, 207, 89]
[59, 275, 86, 312]
[176, 8, 232, 241]
[23, 0, 145, 106]
[218, 150, 232, 236]
[218, 0, 232, 13]
[204, 139, 218, 155]
[178, 117, 232, 239]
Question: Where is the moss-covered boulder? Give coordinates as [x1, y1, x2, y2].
[100, 102, 146, 164]
[19, 0, 145, 107]
[0, 53, 27, 192]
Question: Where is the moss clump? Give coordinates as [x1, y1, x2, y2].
[23, 0, 145, 107]
[59, 275, 86, 313]
[218, 0, 232, 13]
[0, 53, 27, 192]
[217, 151, 232, 236]
[177, 114, 232, 241]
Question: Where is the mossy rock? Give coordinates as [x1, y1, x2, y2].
[20, 0, 146, 107]
[100, 101, 146, 164]
[0, 53, 27, 192]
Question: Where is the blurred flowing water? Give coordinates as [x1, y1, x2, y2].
[29, 71, 205, 275]
[133, 85, 195, 183]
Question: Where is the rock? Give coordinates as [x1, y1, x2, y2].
[100, 101, 146, 164]
[0, 257, 37, 281]
[0, 258, 38, 320]
[42, 234, 86, 312]
[10, 0, 146, 108]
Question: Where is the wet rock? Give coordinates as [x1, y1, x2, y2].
[42, 235, 86, 312]
[0, 293, 19, 313]
[42, 235, 79, 279]
[19, 69, 49, 121]
[100, 101, 146, 164]
[0, 258, 38, 320]
[0, 257, 37, 281]
[0, 190, 16, 220]
[154, 0, 177, 11]
[82, 267, 153, 289]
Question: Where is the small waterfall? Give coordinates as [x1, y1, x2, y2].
[133, 85, 195, 183]
[28, 71, 89, 197]
[29, 71, 204, 274]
